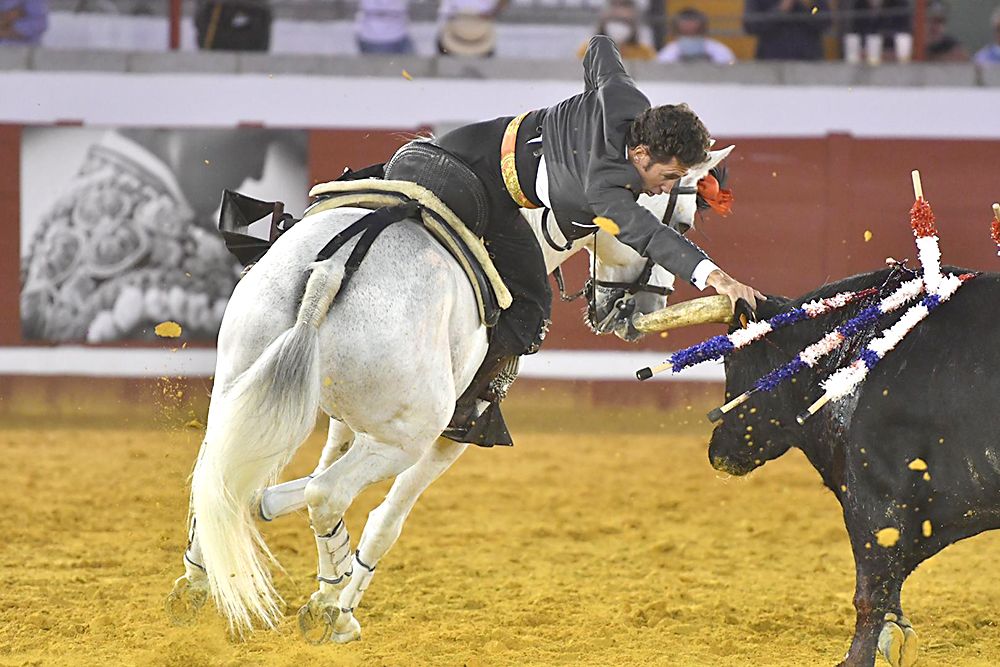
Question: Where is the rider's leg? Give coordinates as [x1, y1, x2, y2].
[443, 209, 551, 445]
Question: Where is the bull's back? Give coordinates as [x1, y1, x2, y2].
[849, 272, 1000, 505]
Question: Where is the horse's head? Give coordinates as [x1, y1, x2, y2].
[588, 145, 735, 342]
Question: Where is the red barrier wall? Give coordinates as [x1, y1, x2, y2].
[2, 129, 998, 355]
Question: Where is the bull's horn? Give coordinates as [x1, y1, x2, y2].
[632, 295, 734, 333]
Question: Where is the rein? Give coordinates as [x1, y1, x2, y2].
[544, 182, 683, 325]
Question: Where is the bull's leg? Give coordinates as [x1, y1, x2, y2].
[839, 518, 912, 667]
[297, 432, 426, 645]
[333, 438, 467, 641]
[877, 582, 919, 667]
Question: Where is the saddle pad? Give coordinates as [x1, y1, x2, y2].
[304, 179, 512, 326]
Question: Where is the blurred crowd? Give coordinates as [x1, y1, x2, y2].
[2, 0, 1000, 65]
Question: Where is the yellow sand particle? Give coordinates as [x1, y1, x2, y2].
[811, 6, 818, 14]
[592, 217, 620, 236]
[908, 458, 928, 471]
[402, 69, 413, 80]
[922, 520, 932, 538]
[923, 472, 931, 481]
[154, 321, 182, 338]
[323, 377, 333, 387]
[876, 527, 900, 548]
[864, 230, 873, 242]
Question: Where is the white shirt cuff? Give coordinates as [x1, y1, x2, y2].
[691, 260, 720, 291]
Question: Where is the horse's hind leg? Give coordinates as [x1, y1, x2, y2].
[332, 438, 467, 643]
[258, 417, 356, 520]
[165, 515, 211, 626]
[167, 418, 355, 626]
[297, 432, 427, 644]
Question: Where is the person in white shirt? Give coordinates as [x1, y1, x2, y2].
[356, 0, 413, 54]
[657, 7, 736, 65]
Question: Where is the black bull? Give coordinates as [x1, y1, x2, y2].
[709, 266, 1000, 667]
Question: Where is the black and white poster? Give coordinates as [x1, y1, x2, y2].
[20, 126, 308, 343]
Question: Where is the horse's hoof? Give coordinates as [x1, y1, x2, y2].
[877, 621, 905, 667]
[900, 626, 919, 667]
[332, 613, 362, 644]
[165, 575, 208, 627]
[297, 598, 338, 645]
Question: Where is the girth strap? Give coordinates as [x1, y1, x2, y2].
[315, 201, 421, 295]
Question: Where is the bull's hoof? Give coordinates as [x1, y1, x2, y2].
[297, 596, 338, 645]
[900, 626, 919, 667]
[164, 575, 209, 627]
[878, 617, 919, 667]
[332, 612, 362, 644]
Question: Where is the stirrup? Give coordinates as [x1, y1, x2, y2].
[442, 401, 513, 447]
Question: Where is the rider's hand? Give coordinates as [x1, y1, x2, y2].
[705, 269, 766, 312]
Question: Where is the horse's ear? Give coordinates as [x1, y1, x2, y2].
[705, 145, 735, 171]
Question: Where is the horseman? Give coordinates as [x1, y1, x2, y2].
[384, 34, 763, 446]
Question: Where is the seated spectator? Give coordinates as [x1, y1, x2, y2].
[577, 0, 656, 60]
[356, 0, 413, 54]
[925, 0, 968, 62]
[657, 7, 736, 64]
[0, 0, 47, 45]
[973, 5, 1000, 65]
[743, 0, 831, 61]
[194, 0, 272, 52]
[437, 0, 508, 58]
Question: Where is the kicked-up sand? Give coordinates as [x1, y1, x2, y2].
[1, 386, 1000, 666]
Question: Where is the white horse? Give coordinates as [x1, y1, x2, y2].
[167, 146, 734, 642]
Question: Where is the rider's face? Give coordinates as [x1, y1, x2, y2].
[630, 148, 688, 196]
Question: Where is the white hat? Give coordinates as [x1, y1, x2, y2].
[439, 15, 497, 57]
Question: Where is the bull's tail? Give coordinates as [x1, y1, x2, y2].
[190, 260, 343, 634]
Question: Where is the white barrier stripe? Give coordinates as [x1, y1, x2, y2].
[0, 347, 724, 382]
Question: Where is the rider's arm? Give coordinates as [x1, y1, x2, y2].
[582, 35, 635, 92]
[590, 187, 763, 307]
[588, 184, 715, 288]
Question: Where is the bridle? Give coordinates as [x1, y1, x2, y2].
[545, 179, 694, 331]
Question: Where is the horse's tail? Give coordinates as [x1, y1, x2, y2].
[190, 259, 344, 634]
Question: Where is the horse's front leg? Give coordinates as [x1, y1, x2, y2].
[332, 438, 467, 643]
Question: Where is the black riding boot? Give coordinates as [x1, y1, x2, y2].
[442, 352, 520, 447]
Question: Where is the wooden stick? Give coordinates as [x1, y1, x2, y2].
[707, 390, 753, 422]
[911, 170, 923, 201]
[796, 393, 833, 425]
[636, 361, 672, 381]
[993, 203, 1000, 224]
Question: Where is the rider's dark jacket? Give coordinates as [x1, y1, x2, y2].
[537, 35, 712, 285]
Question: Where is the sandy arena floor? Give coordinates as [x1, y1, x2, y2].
[2, 390, 1000, 667]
